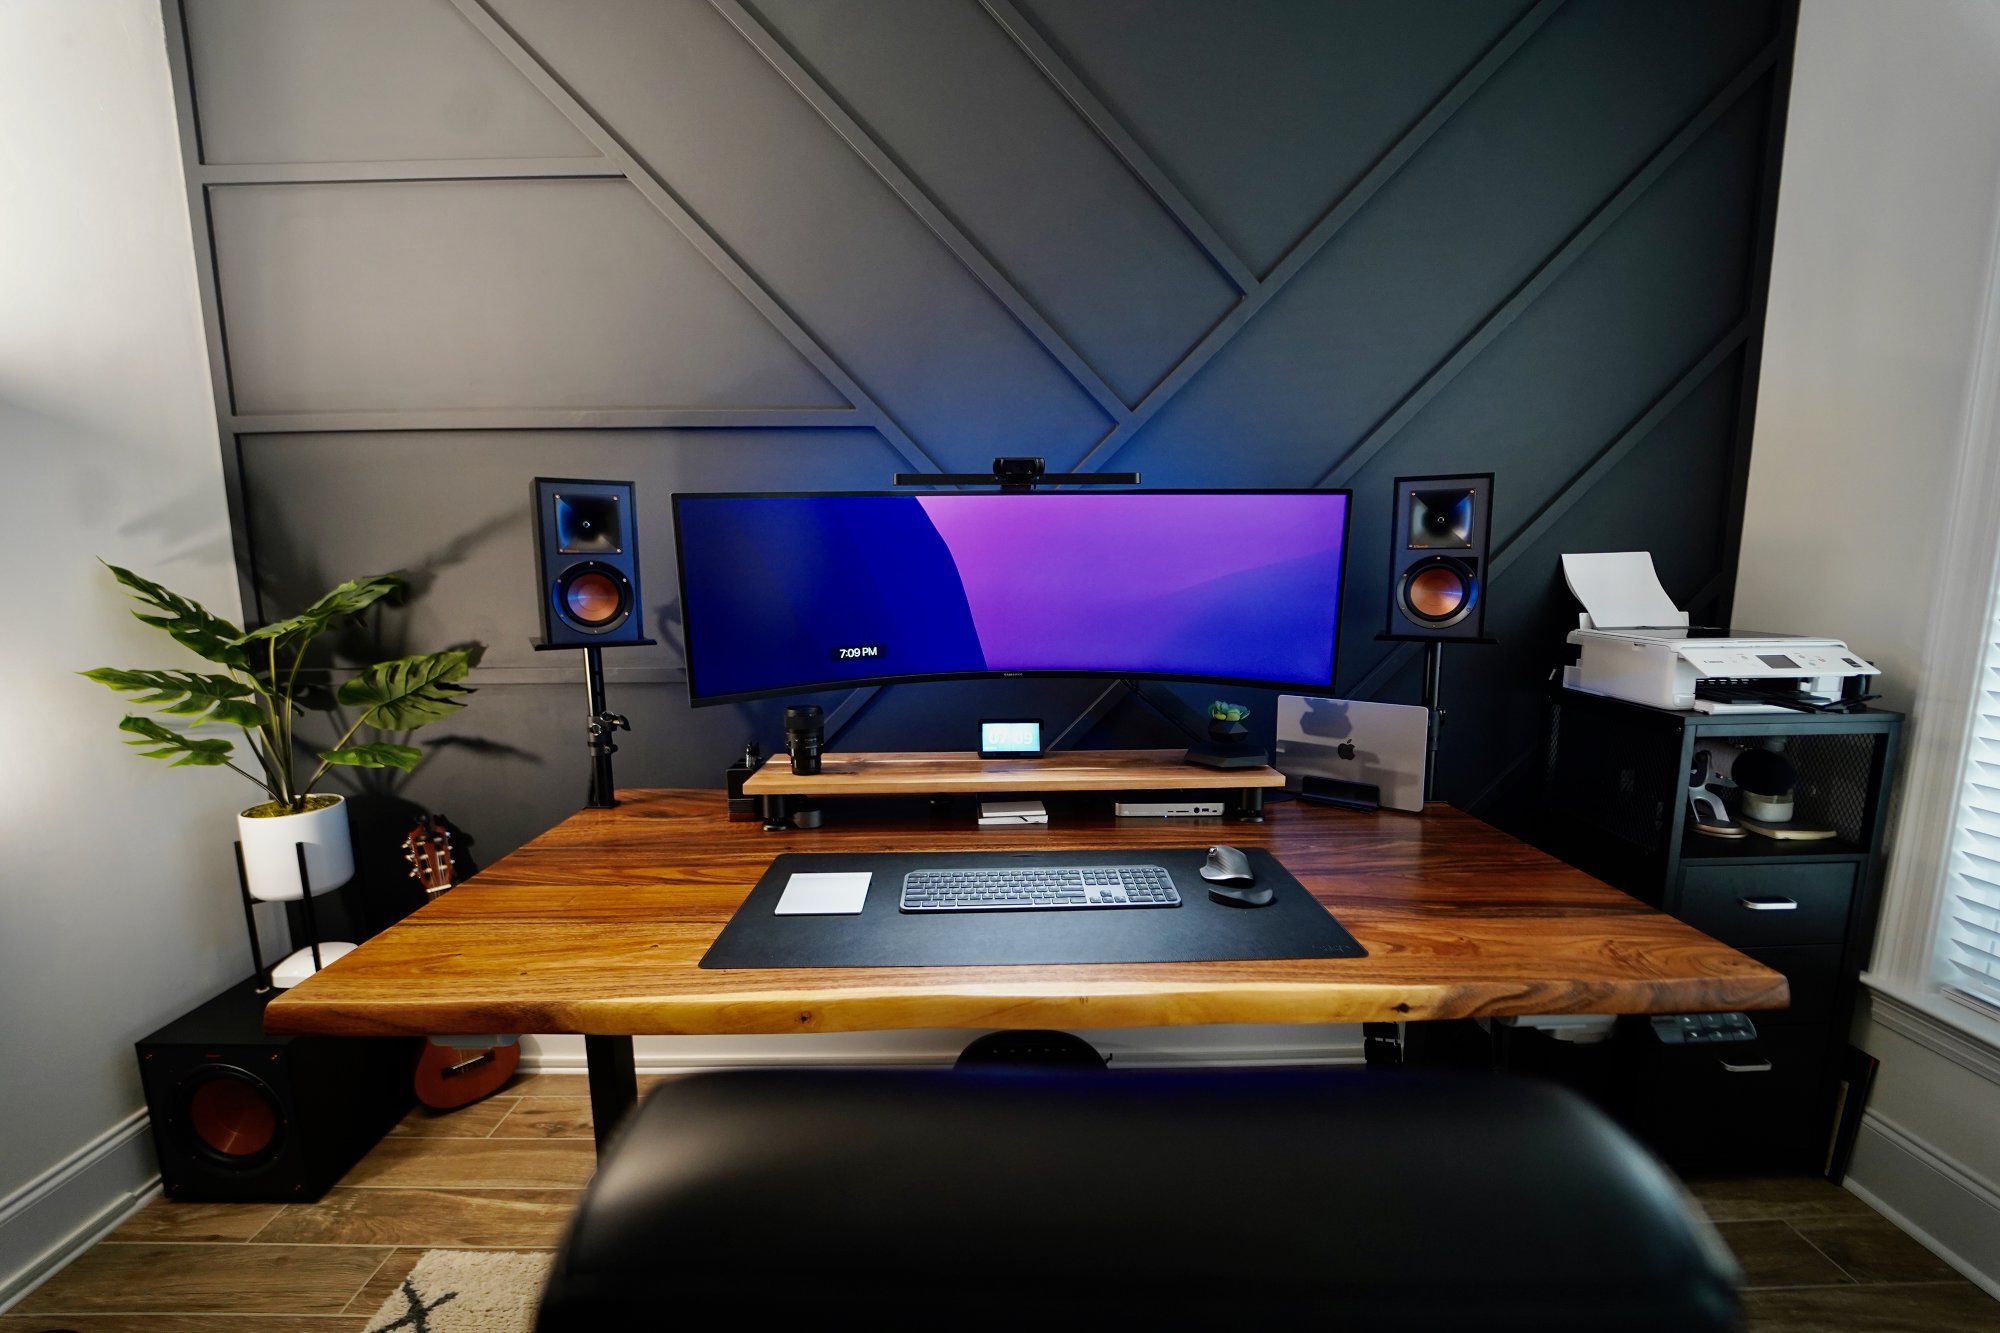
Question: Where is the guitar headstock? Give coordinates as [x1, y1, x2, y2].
[402, 815, 455, 899]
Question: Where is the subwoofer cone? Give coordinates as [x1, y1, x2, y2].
[554, 561, 632, 633]
[180, 1065, 283, 1168]
[1397, 555, 1479, 627]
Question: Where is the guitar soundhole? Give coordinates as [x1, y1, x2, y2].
[184, 1068, 282, 1165]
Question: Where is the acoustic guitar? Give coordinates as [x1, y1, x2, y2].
[403, 816, 521, 1109]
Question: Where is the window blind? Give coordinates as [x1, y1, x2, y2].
[1941, 599, 2000, 1016]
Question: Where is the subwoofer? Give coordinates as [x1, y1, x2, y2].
[137, 979, 418, 1201]
[1385, 473, 1493, 641]
[532, 477, 646, 647]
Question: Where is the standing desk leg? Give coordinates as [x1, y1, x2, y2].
[1362, 1022, 1403, 1068]
[584, 1035, 638, 1157]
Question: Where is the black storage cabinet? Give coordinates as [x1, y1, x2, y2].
[1540, 689, 1901, 1171]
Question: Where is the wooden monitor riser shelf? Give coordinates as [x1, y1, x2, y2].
[742, 747, 1285, 822]
[742, 748, 1284, 794]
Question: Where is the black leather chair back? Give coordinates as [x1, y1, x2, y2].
[536, 1067, 1739, 1331]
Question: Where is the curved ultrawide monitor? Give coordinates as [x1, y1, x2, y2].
[672, 490, 1352, 704]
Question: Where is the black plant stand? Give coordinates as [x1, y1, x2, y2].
[234, 839, 327, 993]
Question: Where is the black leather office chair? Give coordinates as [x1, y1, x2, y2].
[535, 1067, 1739, 1331]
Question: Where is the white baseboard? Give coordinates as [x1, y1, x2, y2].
[1844, 1109, 2000, 1301]
[518, 1025, 1367, 1074]
[0, 1109, 161, 1313]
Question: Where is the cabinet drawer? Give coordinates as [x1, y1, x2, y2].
[1678, 863, 1855, 947]
[1634, 1024, 1833, 1170]
[1741, 945, 1840, 1026]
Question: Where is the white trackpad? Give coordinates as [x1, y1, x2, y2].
[775, 871, 872, 915]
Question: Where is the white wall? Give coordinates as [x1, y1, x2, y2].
[1734, 2, 2000, 712]
[0, 0, 254, 1306]
[1734, 0, 2000, 1297]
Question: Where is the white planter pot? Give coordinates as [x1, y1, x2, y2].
[238, 795, 354, 902]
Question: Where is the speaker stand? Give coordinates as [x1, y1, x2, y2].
[582, 645, 628, 809]
[1421, 640, 1444, 806]
[531, 638, 655, 811]
[1378, 633, 1495, 806]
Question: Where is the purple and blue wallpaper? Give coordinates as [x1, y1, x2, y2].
[674, 492, 1349, 701]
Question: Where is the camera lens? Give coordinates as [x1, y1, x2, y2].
[785, 705, 824, 776]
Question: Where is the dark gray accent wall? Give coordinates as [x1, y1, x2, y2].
[165, 0, 1794, 863]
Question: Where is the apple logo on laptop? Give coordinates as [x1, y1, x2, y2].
[1336, 740, 1357, 761]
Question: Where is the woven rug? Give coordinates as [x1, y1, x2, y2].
[363, 1250, 553, 1333]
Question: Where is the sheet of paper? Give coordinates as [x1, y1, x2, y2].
[774, 871, 872, 916]
[1561, 551, 1686, 629]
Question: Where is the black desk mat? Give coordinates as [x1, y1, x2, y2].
[700, 848, 1366, 969]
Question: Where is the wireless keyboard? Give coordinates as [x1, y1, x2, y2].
[900, 865, 1180, 912]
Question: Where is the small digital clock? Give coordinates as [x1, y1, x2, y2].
[979, 718, 1043, 758]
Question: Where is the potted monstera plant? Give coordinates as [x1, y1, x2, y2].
[84, 564, 473, 903]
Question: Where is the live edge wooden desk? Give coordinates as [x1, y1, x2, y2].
[267, 789, 1788, 1154]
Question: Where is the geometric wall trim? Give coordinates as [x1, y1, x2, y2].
[164, 0, 1798, 859]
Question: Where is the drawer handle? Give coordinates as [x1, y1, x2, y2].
[1719, 1057, 1774, 1073]
[1738, 896, 1799, 911]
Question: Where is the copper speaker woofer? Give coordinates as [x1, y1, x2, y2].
[180, 1065, 283, 1168]
[1396, 555, 1479, 627]
[554, 561, 632, 633]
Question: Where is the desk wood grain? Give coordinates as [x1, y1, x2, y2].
[267, 791, 1787, 1037]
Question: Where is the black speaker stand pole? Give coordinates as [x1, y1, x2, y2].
[1421, 641, 1444, 806]
[582, 645, 629, 810]
[530, 637, 651, 812]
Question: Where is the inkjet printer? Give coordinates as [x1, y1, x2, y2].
[1559, 552, 1879, 714]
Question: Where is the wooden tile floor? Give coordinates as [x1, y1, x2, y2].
[6, 1072, 1998, 1330]
[1, 1072, 614, 1333]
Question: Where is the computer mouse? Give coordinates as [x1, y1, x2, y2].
[1201, 844, 1254, 884]
[1201, 845, 1274, 907]
[1207, 880, 1274, 908]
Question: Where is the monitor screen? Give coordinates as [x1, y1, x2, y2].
[672, 490, 1352, 703]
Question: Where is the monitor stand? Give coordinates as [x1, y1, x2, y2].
[742, 749, 1284, 829]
